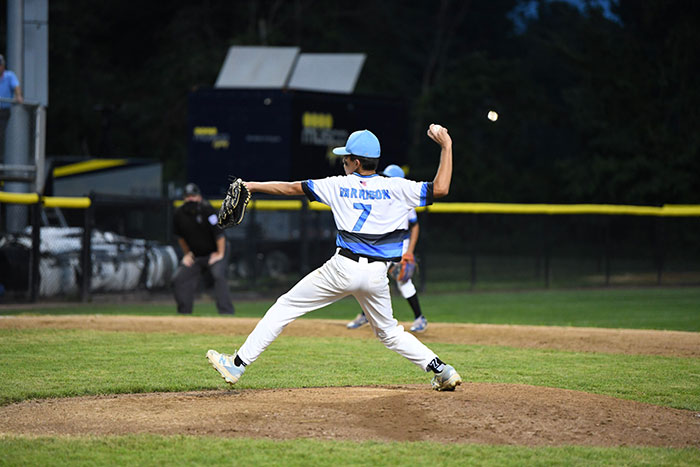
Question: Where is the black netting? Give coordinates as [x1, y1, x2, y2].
[1, 197, 699, 304]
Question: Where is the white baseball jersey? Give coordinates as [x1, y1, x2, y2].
[302, 173, 433, 261]
[403, 207, 418, 251]
[237, 172, 439, 373]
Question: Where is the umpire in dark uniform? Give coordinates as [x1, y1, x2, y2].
[172, 183, 234, 315]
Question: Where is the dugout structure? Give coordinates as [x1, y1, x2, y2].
[187, 88, 409, 197]
[187, 46, 401, 196]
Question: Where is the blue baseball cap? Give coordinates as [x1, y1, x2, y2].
[332, 129, 381, 159]
[381, 164, 405, 178]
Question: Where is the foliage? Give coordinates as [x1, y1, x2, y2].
[2, 0, 698, 202]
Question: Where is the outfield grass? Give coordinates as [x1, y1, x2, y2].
[1, 436, 699, 466]
[1, 287, 698, 465]
[2, 287, 699, 331]
[2, 330, 699, 410]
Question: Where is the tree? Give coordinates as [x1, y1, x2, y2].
[10, 0, 696, 203]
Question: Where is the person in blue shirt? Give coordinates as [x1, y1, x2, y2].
[0, 54, 24, 161]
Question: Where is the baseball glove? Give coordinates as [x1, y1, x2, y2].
[389, 252, 417, 283]
[217, 177, 251, 228]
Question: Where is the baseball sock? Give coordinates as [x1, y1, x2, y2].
[426, 357, 446, 373]
[234, 355, 247, 367]
[407, 294, 423, 319]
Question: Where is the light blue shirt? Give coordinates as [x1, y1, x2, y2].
[0, 70, 20, 109]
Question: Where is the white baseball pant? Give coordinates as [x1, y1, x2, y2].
[237, 251, 438, 371]
[395, 275, 417, 299]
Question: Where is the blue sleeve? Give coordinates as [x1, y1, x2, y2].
[8, 71, 19, 89]
[301, 180, 322, 203]
[419, 182, 434, 207]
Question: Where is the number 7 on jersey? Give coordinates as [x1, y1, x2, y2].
[352, 203, 372, 231]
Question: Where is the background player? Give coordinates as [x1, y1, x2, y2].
[347, 164, 428, 332]
[206, 124, 461, 391]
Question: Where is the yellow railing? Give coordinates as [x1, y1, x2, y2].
[3, 191, 700, 216]
[415, 203, 700, 217]
[52, 159, 129, 178]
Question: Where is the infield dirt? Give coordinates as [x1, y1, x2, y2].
[1, 315, 699, 447]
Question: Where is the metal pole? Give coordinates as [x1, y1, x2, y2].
[6, 0, 23, 85]
[165, 197, 174, 244]
[33, 105, 46, 194]
[470, 214, 477, 290]
[543, 216, 551, 288]
[29, 200, 41, 301]
[246, 203, 257, 286]
[655, 217, 665, 286]
[5, 0, 30, 233]
[81, 194, 94, 302]
[604, 217, 611, 286]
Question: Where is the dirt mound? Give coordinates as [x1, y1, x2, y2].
[2, 315, 699, 447]
[2, 385, 699, 447]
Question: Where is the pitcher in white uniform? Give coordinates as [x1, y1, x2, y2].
[207, 124, 461, 391]
[346, 164, 428, 333]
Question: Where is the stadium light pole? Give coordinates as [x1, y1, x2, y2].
[5, 0, 30, 233]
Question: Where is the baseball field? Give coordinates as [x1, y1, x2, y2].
[1, 287, 699, 465]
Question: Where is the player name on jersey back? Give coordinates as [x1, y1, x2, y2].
[338, 187, 391, 200]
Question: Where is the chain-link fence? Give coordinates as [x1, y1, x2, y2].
[1, 193, 699, 304]
[0, 194, 178, 302]
[419, 212, 700, 291]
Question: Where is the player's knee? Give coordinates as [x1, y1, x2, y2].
[376, 327, 403, 349]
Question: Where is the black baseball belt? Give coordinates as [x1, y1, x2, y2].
[337, 247, 392, 263]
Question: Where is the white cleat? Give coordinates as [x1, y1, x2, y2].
[431, 364, 462, 391]
[206, 349, 246, 386]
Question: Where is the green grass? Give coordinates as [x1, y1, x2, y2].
[1, 436, 699, 466]
[2, 329, 699, 410]
[1, 288, 698, 466]
[2, 287, 699, 331]
[399, 287, 700, 331]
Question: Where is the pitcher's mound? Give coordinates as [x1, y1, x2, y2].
[2, 384, 699, 447]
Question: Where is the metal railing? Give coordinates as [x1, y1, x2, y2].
[0, 98, 46, 192]
[0, 191, 176, 303]
[2, 191, 699, 304]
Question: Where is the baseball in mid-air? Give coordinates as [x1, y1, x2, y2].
[487, 110, 499, 122]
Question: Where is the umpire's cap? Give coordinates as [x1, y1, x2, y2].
[381, 164, 405, 178]
[184, 183, 201, 196]
[332, 130, 381, 158]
